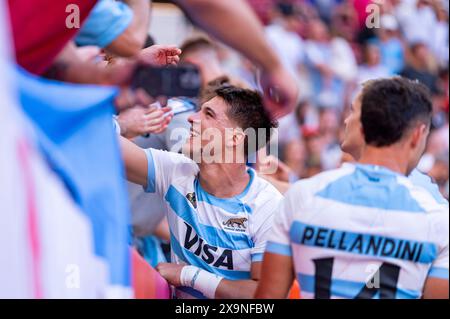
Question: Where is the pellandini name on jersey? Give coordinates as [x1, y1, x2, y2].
[183, 222, 234, 269]
[292, 223, 434, 263]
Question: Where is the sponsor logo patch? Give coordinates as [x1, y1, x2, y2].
[186, 192, 197, 209]
[223, 217, 248, 232]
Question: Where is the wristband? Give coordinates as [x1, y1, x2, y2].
[180, 265, 223, 299]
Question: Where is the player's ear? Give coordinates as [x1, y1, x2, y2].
[410, 123, 428, 150]
[232, 128, 246, 147]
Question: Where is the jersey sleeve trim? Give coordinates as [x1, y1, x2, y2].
[143, 148, 156, 193]
[251, 253, 264, 262]
[428, 267, 449, 280]
[266, 241, 292, 256]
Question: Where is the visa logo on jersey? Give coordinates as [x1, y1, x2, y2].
[183, 222, 234, 270]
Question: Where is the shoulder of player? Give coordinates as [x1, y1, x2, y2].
[149, 148, 197, 167]
[242, 174, 284, 216]
[286, 164, 356, 199]
[251, 173, 284, 200]
[146, 148, 200, 183]
[396, 174, 449, 215]
[408, 169, 448, 206]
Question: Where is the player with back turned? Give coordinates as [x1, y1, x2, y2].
[256, 77, 449, 299]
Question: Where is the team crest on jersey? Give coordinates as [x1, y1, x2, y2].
[186, 192, 197, 208]
[223, 217, 248, 232]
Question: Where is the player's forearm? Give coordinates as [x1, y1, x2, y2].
[177, 265, 258, 299]
[44, 42, 136, 85]
[44, 42, 106, 84]
[125, 0, 151, 37]
[108, 0, 151, 56]
[255, 253, 294, 299]
[422, 277, 449, 299]
[214, 279, 258, 299]
[255, 269, 292, 299]
[174, 0, 281, 72]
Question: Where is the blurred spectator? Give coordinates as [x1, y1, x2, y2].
[396, 0, 440, 47]
[426, 121, 449, 157]
[394, 0, 448, 67]
[428, 151, 450, 198]
[318, 107, 340, 146]
[273, 112, 303, 175]
[247, 0, 448, 198]
[401, 42, 439, 94]
[357, 42, 391, 83]
[304, 19, 356, 110]
[304, 19, 338, 103]
[330, 0, 359, 42]
[263, 2, 305, 177]
[329, 33, 358, 82]
[318, 107, 342, 170]
[429, 1, 449, 67]
[373, 14, 405, 74]
[265, 2, 305, 82]
[303, 130, 323, 177]
[308, 0, 342, 23]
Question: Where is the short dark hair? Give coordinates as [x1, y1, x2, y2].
[180, 37, 215, 60]
[360, 77, 432, 147]
[214, 86, 278, 156]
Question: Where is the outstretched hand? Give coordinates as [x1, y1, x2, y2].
[257, 155, 293, 183]
[138, 44, 182, 67]
[117, 101, 173, 138]
[260, 65, 299, 120]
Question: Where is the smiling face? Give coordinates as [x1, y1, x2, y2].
[341, 92, 365, 160]
[182, 86, 276, 165]
[183, 96, 243, 163]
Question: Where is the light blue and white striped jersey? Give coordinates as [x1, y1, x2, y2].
[143, 149, 283, 299]
[409, 169, 448, 208]
[267, 163, 449, 299]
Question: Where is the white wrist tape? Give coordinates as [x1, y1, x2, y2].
[180, 265, 223, 299]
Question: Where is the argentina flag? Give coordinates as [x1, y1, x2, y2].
[16, 68, 132, 298]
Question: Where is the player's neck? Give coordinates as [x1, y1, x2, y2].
[198, 163, 250, 198]
[358, 145, 409, 176]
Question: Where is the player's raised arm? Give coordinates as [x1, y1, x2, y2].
[119, 135, 149, 187]
[173, 0, 299, 118]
